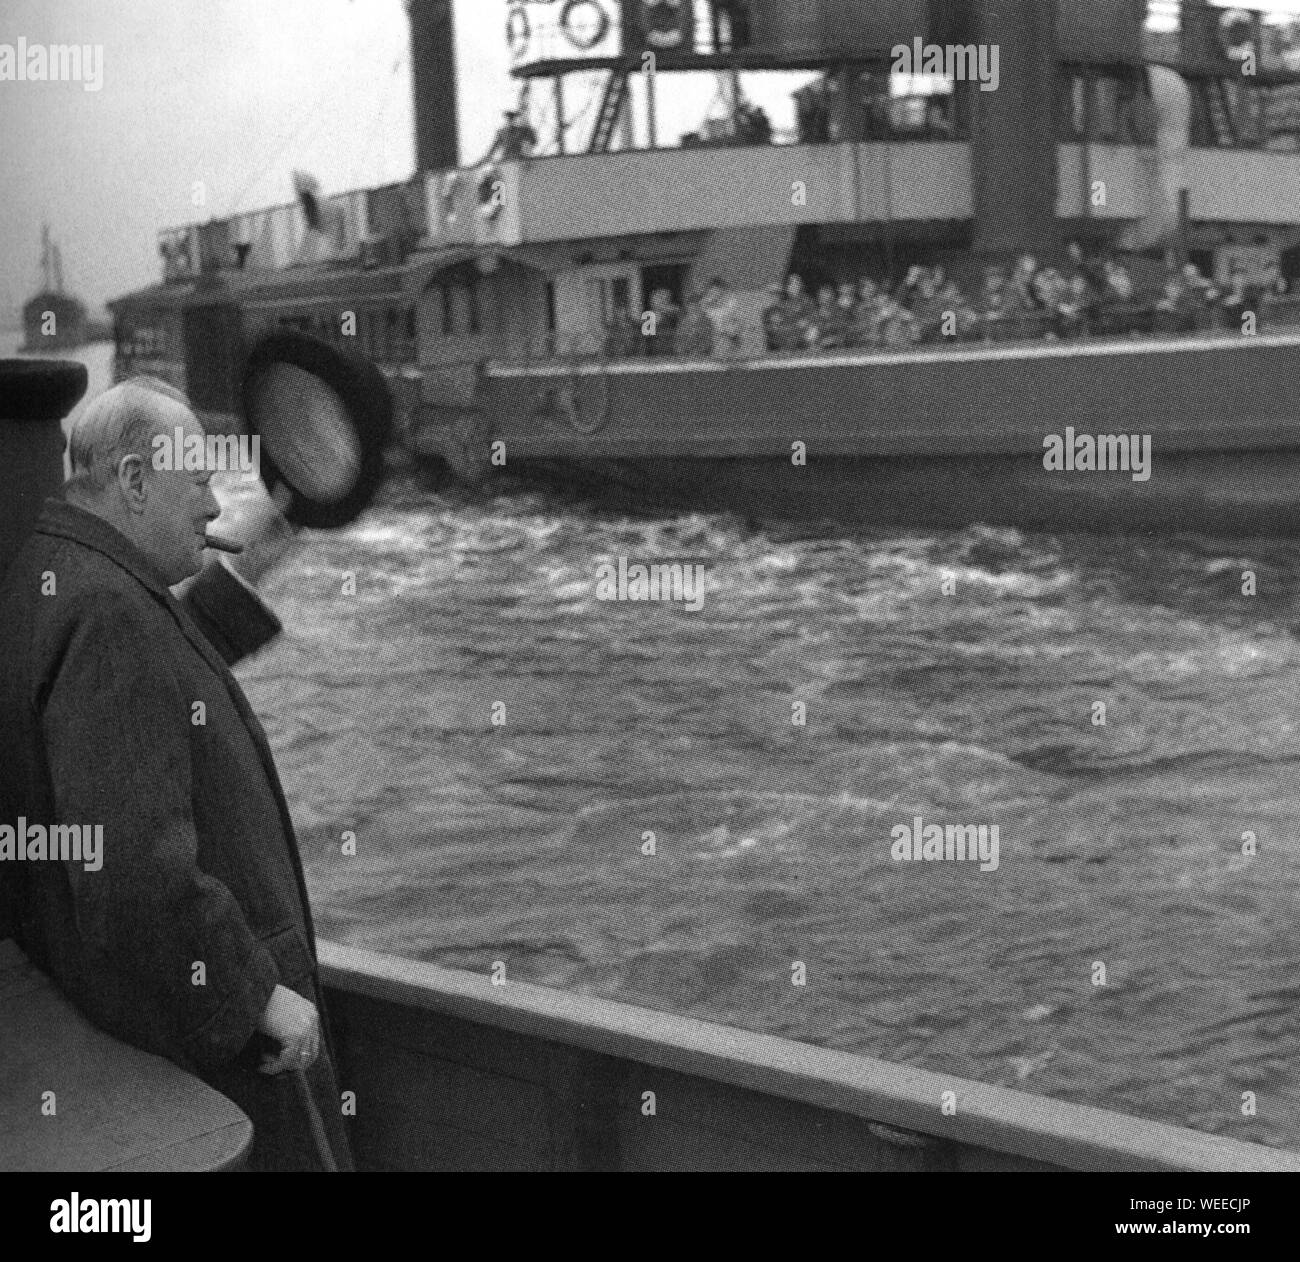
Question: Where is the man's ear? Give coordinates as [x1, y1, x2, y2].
[117, 454, 148, 513]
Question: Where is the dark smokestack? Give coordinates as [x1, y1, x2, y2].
[408, 0, 460, 173]
[970, 0, 1058, 260]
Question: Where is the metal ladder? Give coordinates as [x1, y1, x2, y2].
[589, 66, 631, 153]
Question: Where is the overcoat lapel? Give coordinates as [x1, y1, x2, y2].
[32, 499, 318, 954]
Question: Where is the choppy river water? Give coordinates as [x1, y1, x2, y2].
[246, 473, 1300, 1150]
[14, 334, 1300, 1149]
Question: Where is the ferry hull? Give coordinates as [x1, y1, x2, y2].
[487, 450, 1300, 535]
[412, 333, 1300, 534]
[320, 942, 1300, 1173]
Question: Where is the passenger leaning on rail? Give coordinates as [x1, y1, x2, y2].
[1220, 262, 1254, 329]
[702, 277, 743, 358]
[773, 273, 816, 351]
[604, 302, 641, 359]
[749, 248, 1286, 354]
[0, 377, 354, 1171]
[848, 277, 884, 348]
[676, 290, 715, 358]
[811, 284, 847, 349]
[645, 288, 680, 357]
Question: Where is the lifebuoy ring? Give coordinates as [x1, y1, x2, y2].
[561, 0, 610, 52]
[643, 0, 688, 50]
[558, 364, 611, 434]
[505, 4, 531, 61]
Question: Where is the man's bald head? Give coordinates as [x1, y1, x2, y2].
[64, 376, 221, 585]
[66, 376, 192, 496]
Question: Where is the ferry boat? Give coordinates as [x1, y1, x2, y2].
[103, 1, 1300, 532]
[107, 0, 1300, 532]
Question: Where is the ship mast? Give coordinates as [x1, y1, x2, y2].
[39, 224, 65, 295]
[40, 225, 52, 294]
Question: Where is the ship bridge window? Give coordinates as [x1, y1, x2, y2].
[712, 0, 752, 52]
[430, 269, 482, 338]
[1094, 77, 1120, 140]
[121, 322, 168, 358]
[370, 308, 391, 358]
[1221, 79, 1265, 146]
[466, 279, 481, 335]
[587, 276, 631, 326]
[453, 279, 481, 336]
[1057, 71, 1153, 144]
[640, 263, 686, 314]
[1062, 74, 1086, 139]
[856, 70, 961, 142]
[584, 277, 624, 332]
[401, 307, 416, 360]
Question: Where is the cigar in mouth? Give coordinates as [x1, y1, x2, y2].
[204, 533, 245, 555]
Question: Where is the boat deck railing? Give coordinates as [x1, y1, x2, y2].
[486, 293, 1300, 375]
[320, 940, 1300, 1173]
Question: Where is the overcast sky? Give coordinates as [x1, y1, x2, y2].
[0, 0, 503, 322]
[2, 0, 1297, 322]
[0, 0, 794, 321]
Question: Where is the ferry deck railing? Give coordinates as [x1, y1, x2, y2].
[320, 939, 1300, 1173]
[495, 293, 1300, 374]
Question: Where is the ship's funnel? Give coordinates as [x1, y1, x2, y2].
[1117, 66, 1192, 253]
[970, 0, 1059, 259]
[408, 0, 460, 173]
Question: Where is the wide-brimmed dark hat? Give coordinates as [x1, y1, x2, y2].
[240, 331, 392, 530]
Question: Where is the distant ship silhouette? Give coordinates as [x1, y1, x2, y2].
[22, 225, 110, 351]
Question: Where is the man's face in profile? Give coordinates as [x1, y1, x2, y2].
[137, 408, 221, 585]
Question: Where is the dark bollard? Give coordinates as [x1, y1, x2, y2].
[0, 359, 86, 941]
[0, 359, 87, 587]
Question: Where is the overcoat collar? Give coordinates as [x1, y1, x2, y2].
[34, 496, 235, 685]
[33, 494, 320, 959]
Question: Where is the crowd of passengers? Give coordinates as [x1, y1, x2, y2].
[602, 244, 1290, 359]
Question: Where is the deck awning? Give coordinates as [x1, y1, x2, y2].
[401, 245, 551, 299]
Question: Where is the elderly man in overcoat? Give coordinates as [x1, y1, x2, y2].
[0, 374, 352, 1171]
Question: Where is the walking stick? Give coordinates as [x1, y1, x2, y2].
[291, 1064, 339, 1172]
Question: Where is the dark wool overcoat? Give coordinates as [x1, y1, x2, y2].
[0, 497, 352, 1171]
